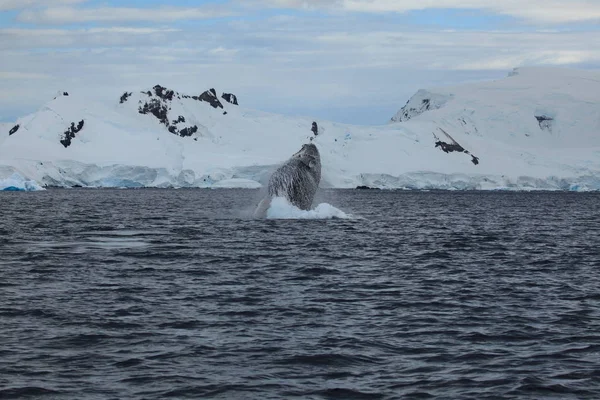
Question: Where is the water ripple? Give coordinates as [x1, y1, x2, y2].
[0, 189, 599, 399]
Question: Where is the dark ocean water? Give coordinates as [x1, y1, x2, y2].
[1, 189, 599, 400]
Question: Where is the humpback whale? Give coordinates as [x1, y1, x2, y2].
[255, 143, 321, 217]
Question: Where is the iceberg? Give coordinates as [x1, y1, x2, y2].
[0, 172, 44, 191]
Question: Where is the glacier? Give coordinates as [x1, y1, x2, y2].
[1, 67, 599, 191]
[0, 168, 44, 191]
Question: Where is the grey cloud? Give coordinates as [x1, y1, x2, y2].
[2, 7, 600, 124]
[16, 5, 236, 24]
[254, 0, 600, 24]
[0, 27, 183, 50]
[0, 0, 86, 11]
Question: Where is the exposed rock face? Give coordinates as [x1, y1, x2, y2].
[132, 84, 242, 139]
[153, 85, 175, 101]
[435, 139, 465, 153]
[434, 128, 480, 166]
[172, 115, 185, 124]
[391, 90, 453, 122]
[60, 120, 85, 148]
[222, 93, 238, 105]
[535, 115, 554, 132]
[120, 92, 132, 104]
[136, 85, 203, 137]
[139, 98, 169, 126]
[178, 126, 198, 137]
[198, 89, 224, 109]
[182, 89, 224, 109]
[53, 92, 70, 100]
[312, 121, 319, 136]
[9, 124, 19, 136]
[168, 123, 198, 137]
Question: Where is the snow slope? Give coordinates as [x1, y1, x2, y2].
[1, 67, 599, 191]
[0, 123, 10, 148]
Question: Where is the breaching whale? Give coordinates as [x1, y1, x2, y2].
[254, 143, 321, 217]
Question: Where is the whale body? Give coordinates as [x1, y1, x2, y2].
[255, 143, 321, 216]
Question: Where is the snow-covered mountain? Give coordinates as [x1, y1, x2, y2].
[1, 67, 600, 191]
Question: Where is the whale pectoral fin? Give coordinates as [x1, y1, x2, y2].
[253, 197, 272, 219]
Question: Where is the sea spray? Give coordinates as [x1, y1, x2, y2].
[266, 197, 353, 220]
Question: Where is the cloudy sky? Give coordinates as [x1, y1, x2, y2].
[1, 0, 600, 125]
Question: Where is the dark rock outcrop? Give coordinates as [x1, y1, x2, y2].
[168, 114, 198, 137]
[433, 128, 480, 166]
[60, 120, 85, 148]
[312, 121, 319, 136]
[136, 85, 236, 137]
[139, 99, 169, 126]
[394, 99, 432, 122]
[63, 92, 69, 96]
[120, 92, 132, 104]
[9, 124, 19, 136]
[167, 123, 198, 137]
[198, 89, 223, 109]
[153, 85, 175, 101]
[222, 93, 238, 105]
[391, 90, 452, 122]
[356, 185, 380, 190]
[137, 89, 200, 137]
[535, 115, 554, 132]
[183, 89, 225, 109]
[435, 140, 465, 153]
[178, 126, 198, 137]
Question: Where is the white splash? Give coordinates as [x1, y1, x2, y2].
[266, 196, 352, 220]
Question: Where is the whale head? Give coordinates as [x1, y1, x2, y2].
[292, 143, 320, 169]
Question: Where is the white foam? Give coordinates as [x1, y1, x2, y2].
[266, 196, 352, 220]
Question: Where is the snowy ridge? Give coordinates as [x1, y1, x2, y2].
[1, 67, 600, 191]
[0, 122, 12, 148]
[391, 90, 453, 122]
